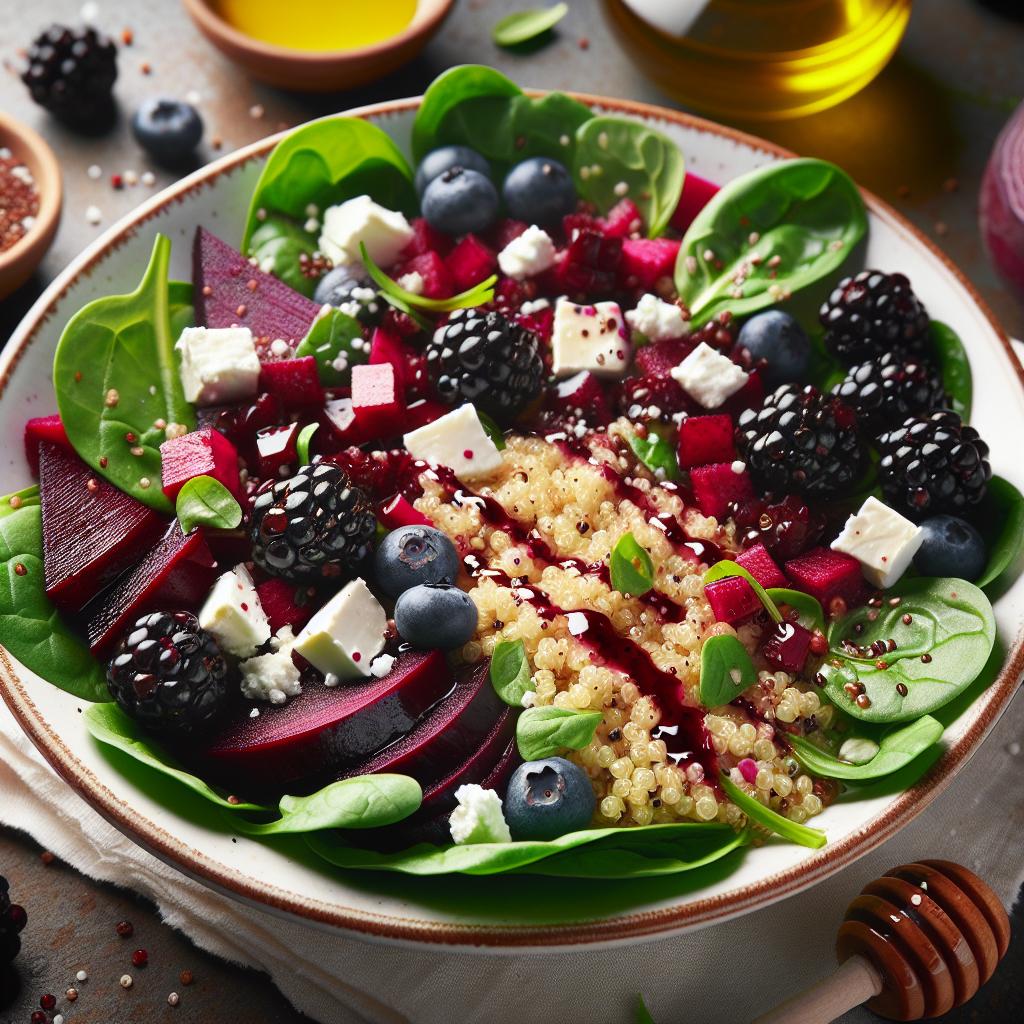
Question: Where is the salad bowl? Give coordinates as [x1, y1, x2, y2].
[0, 78, 1022, 949]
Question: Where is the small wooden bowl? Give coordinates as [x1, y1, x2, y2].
[0, 113, 62, 301]
[182, 0, 454, 92]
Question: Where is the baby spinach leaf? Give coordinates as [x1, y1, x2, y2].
[822, 577, 995, 722]
[703, 560, 783, 623]
[610, 532, 654, 597]
[493, 3, 568, 47]
[516, 707, 602, 760]
[53, 234, 194, 514]
[573, 116, 685, 237]
[0, 491, 109, 702]
[294, 306, 366, 387]
[242, 118, 417, 250]
[477, 410, 508, 451]
[766, 588, 825, 632]
[975, 475, 1024, 589]
[929, 321, 972, 420]
[361, 243, 497, 313]
[248, 216, 318, 297]
[719, 774, 827, 849]
[789, 715, 944, 781]
[636, 996, 656, 1024]
[699, 634, 756, 708]
[167, 280, 195, 337]
[296, 423, 319, 466]
[676, 159, 867, 326]
[490, 638, 533, 706]
[175, 476, 242, 534]
[628, 428, 681, 481]
[83, 703, 265, 810]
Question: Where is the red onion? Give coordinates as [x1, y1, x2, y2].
[980, 99, 1024, 302]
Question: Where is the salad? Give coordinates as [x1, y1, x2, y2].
[1, 65, 1019, 880]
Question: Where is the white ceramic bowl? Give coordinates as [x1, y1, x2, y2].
[1, 94, 1022, 949]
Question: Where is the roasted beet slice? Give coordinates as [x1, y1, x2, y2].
[25, 415, 70, 476]
[160, 427, 241, 501]
[39, 442, 165, 612]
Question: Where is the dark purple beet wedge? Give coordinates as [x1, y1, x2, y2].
[39, 441, 165, 612]
[193, 227, 321, 347]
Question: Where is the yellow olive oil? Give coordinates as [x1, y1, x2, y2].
[211, 0, 418, 52]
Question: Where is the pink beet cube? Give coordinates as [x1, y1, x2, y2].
[678, 415, 735, 469]
[25, 414, 70, 476]
[723, 368, 765, 418]
[488, 218, 529, 250]
[603, 198, 644, 238]
[785, 547, 864, 608]
[377, 494, 432, 530]
[404, 397, 448, 432]
[690, 463, 755, 521]
[321, 397, 366, 448]
[401, 217, 452, 258]
[258, 357, 324, 410]
[256, 578, 315, 633]
[254, 422, 300, 479]
[351, 362, 404, 439]
[546, 371, 611, 427]
[400, 251, 454, 299]
[445, 234, 496, 292]
[160, 427, 241, 501]
[705, 576, 761, 624]
[762, 620, 813, 674]
[735, 543, 787, 590]
[634, 337, 695, 377]
[619, 238, 681, 290]
[369, 327, 410, 392]
[670, 172, 720, 234]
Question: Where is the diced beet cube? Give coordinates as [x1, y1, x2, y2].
[690, 463, 755, 520]
[670, 172, 720, 234]
[516, 303, 554, 342]
[160, 427, 241, 501]
[401, 217, 452, 259]
[321, 397, 366, 449]
[603, 198, 644, 238]
[445, 234, 496, 292]
[351, 362, 404, 439]
[562, 211, 604, 239]
[369, 327, 410, 392]
[25, 415, 70, 476]
[620, 238, 682, 290]
[723, 367, 765, 418]
[634, 336, 696, 378]
[545, 371, 611, 427]
[255, 422, 300, 478]
[197, 392, 285, 465]
[255, 578, 315, 633]
[554, 229, 622, 295]
[678, 415, 735, 469]
[705, 576, 761, 624]
[735, 542, 787, 590]
[258, 356, 324, 410]
[377, 494, 433, 531]
[404, 398, 448, 432]
[400, 251, 454, 299]
[487, 218, 529, 250]
[785, 547, 864, 608]
[762, 620, 813, 674]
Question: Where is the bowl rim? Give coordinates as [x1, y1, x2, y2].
[1, 90, 1022, 949]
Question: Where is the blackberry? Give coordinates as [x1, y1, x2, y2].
[21, 24, 118, 128]
[425, 308, 544, 425]
[737, 384, 866, 498]
[820, 270, 930, 366]
[832, 351, 947, 436]
[250, 463, 376, 582]
[106, 612, 230, 738]
[878, 410, 991, 519]
[615, 374, 689, 422]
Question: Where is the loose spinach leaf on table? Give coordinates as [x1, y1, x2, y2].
[609, 532, 654, 597]
[493, 4, 568, 47]
[0, 488, 109, 702]
[676, 159, 867, 326]
[175, 476, 242, 534]
[703, 560, 783, 623]
[929, 321, 972, 420]
[294, 306, 366, 387]
[719, 775, 827, 849]
[628, 428, 681, 481]
[247, 216, 319, 297]
[821, 577, 995, 723]
[53, 234, 194, 514]
[974, 475, 1024, 590]
[789, 715, 944, 781]
[699, 634, 756, 708]
[766, 588, 825, 632]
[516, 706, 602, 760]
[490, 639, 533, 706]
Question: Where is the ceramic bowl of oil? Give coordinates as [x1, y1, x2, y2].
[182, 0, 454, 92]
[602, 0, 912, 121]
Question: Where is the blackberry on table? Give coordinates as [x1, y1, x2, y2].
[832, 351, 947, 437]
[820, 270, 930, 366]
[425, 308, 544, 425]
[106, 612, 230, 738]
[736, 384, 867, 498]
[250, 463, 376, 582]
[878, 410, 991, 519]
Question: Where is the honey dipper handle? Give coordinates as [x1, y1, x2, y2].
[751, 954, 883, 1024]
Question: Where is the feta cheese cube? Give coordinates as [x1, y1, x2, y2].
[199, 565, 271, 658]
[831, 496, 924, 588]
[293, 578, 387, 680]
[551, 298, 631, 379]
[403, 404, 503, 481]
[240, 626, 302, 705]
[175, 326, 261, 407]
[625, 293, 690, 341]
[670, 342, 749, 409]
[318, 195, 413, 269]
[497, 225, 557, 279]
[449, 784, 512, 845]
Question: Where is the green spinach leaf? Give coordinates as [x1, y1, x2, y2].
[167, 280, 195, 337]
[636, 996, 656, 1024]
[610, 532, 654, 597]
[766, 588, 825, 632]
[247, 216, 318, 297]
[719, 774, 826, 849]
[490, 639, 533, 706]
[493, 4, 568, 47]
[516, 706, 602, 760]
[294, 306, 366, 387]
[175, 476, 242, 534]
[704, 560, 783, 623]
[296, 423, 319, 466]
[628, 428, 681, 481]
[361, 243, 496, 313]
[699, 634, 756, 708]
[477, 410, 508, 451]
[676, 159, 867, 326]
[975, 475, 1024, 589]
[929, 321, 972, 420]
[53, 234, 194, 514]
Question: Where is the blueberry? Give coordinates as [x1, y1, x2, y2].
[914, 515, 987, 581]
[374, 526, 461, 598]
[131, 98, 203, 166]
[312, 264, 382, 324]
[394, 583, 478, 649]
[501, 157, 577, 227]
[415, 145, 492, 196]
[504, 757, 595, 841]
[736, 311, 812, 387]
[421, 167, 499, 237]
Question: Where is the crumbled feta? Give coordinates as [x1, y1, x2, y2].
[175, 326, 261, 407]
[240, 627, 302, 705]
[294, 578, 388, 680]
[370, 652, 396, 678]
[831, 496, 924, 588]
[520, 689, 538, 708]
[520, 297, 550, 316]
[551, 298, 631, 379]
[839, 737, 880, 765]
[397, 271, 424, 295]
[670, 342, 749, 409]
[497, 225, 557, 279]
[199, 565, 271, 658]
[403, 404, 503, 481]
[318, 195, 413, 269]
[625, 293, 689, 341]
[449, 785, 512, 845]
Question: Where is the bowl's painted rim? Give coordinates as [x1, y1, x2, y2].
[1, 92, 1022, 950]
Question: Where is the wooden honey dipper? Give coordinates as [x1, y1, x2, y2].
[753, 860, 1011, 1023]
